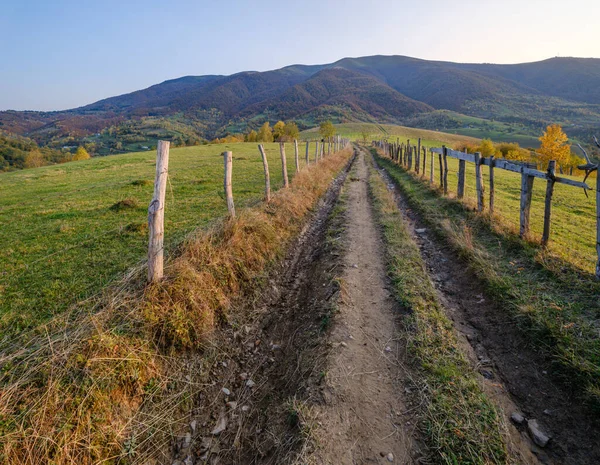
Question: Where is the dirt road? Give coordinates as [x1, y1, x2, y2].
[310, 150, 416, 464]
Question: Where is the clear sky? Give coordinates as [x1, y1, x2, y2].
[1, 0, 599, 111]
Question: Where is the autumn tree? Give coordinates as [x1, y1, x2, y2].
[23, 150, 46, 168]
[273, 121, 286, 141]
[477, 139, 498, 157]
[246, 130, 258, 143]
[73, 146, 90, 161]
[538, 124, 570, 169]
[319, 120, 336, 139]
[257, 122, 273, 142]
[283, 121, 299, 141]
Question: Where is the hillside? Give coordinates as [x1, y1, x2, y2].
[1, 55, 599, 157]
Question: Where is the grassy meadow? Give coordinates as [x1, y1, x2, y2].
[0, 142, 303, 338]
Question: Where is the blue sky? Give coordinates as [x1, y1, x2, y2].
[1, 0, 599, 111]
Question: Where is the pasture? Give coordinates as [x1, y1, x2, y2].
[0, 142, 301, 337]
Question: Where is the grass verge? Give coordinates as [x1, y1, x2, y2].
[371, 148, 600, 409]
[0, 148, 353, 465]
[366, 150, 508, 464]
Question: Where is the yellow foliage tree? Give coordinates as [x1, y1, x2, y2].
[246, 130, 258, 143]
[319, 120, 336, 139]
[72, 146, 90, 161]
[273, 121, 286, 141]
[477, 139, 498, 157]
[538, 124, 571, 169]
[257, 122, 273, 142]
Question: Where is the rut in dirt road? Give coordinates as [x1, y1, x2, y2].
[312, 150, 417, 464]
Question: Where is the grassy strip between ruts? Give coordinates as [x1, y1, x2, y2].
[370, 148, 600, 410]
[366, 150, 508, 464]
[0, 147, 353, 465]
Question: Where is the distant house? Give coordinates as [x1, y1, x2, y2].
[141, 146, 149, 150]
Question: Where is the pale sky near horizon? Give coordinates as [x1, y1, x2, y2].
[1, 0, 599, 111]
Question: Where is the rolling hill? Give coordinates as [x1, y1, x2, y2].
[1, 55, 599, 157]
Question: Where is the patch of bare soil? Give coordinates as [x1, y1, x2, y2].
[373, 156, 600, 465]
[308, 150, 418, 464]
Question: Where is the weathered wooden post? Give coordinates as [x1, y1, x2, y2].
[294, 139, 299, 173]
[519, 167, 534, 238]
[258, 144, 271, 202]
[408, 145, 413, 171]
[315, 140, 319, 163]
[457, 157, 466, 199]
[280, 142, 289, 188]
[148, 140, 170, 282]
[438, 152, 443, 188]
[442, 146, 449, 195]
[422, 146, 427, 176]
[223, 150, 235, 218]
[489, 156, 495, 214]
[541, 160, 556, 246]
[305, 140, 310, 166]
[430, 149, 434, 183]
[328, 137, 331, 155]
[474, 152, 484, 212]
[416, 138, 421, 174]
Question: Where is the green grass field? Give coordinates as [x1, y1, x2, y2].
[300, 122, 480, 147]
[429, 155, 596, 274]
[0, 142, 303, 337]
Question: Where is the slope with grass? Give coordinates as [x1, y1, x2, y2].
[0, 142, 303, 339]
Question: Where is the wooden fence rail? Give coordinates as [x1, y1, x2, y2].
[374, 138, 600, 277]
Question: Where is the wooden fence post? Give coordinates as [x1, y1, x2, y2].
[223, 150, 235, 218]
[258, 144, 271, 202]
[416, 138, 421, 174]
[541, 160, 556, 246]
[305, 140, 310, 166]
[474, 152, 484, 212]
[430, 149, 434, 183]
[438, 152, 443, 188]
[457, 158, 466, 199]
[519, 169, 535, 238]
[489, 156, 495, 214]
[408, 145, 413, 171]
[148, 140, 170, 283]
[422, 146, 426, 176]
[280, 142, 289, 188]
[294, 139, 299, 173]
[442, 146, 449, 195]
[315, 141, 319, 163]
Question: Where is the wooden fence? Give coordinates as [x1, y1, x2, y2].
[375, 138, 600, 278]
[147, 135, 350, 282]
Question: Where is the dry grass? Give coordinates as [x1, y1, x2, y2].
[0, 148, 352, 465]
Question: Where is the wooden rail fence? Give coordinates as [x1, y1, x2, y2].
[146, 137, 350, 282]
[374, 138, 600, 278]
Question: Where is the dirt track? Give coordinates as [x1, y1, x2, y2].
[173, 146, 599, 465]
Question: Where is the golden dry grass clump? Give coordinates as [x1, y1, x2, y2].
[0, 147, 352, 465]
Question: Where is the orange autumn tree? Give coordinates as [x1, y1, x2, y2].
[538, 124, 571, 169]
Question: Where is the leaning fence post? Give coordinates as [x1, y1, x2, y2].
[519, 168, 535, 238]
[542, 160, 556, 246]
[489, 156, 495, 214]
[148, 140, 170, 282]
[258, 144, 271, 202]
[474, 152, 484, 212]
[223, 150, 235, 218]
[294, 139, 299, 173]
[279, 142, 289, 188]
